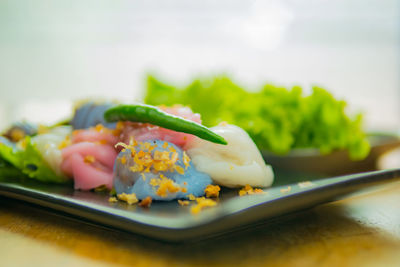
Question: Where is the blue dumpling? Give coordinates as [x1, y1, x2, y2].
[113, 140, 212, 200]
[71, 102, 116, 129]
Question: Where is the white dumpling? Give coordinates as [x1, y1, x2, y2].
[32, 126, 72, 177]
[187, 124, 274, 188]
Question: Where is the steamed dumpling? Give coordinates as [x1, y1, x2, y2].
[33, 126, 72, 177]
[114, 140, 212, 200]
[187, 124, 274, 188]
[71, 102, 116, 129]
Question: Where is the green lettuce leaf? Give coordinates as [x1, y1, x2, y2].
[145, 75, 370, 160]
[0, 137, 68, 183]
[0, 157, 25, 179]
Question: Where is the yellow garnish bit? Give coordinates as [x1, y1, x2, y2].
[128, 136, 138, 146]
[130, 164, 144, 172]
[190, 198, 217, 215]
[187, 194, 196, 201]
[117, 193, 138, 205]
[95, 124, 105, 132]
[139, 196, 152, 208]
[174, 165, 185, 175]
[119, 156, 127, 165]
[117, 139, 188, 176]
[178, 200, 189, 206]
[84, 155, 95, 164]
[280, 186, 291, 193]
[58, 135, 71, 149]
[183, 151, 191, 169]
[170, 152, 178, 163]
[112, 121, 125, 136]
[298, 181, 314, 188]
[239, 184, 265, 196]
[205, 185, 220, 198]
[98, 139, 108, 145]
[149, 175, 182, 197]
[108, 197, 118, 203]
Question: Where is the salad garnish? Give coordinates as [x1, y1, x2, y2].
[145, 75, 370, 160]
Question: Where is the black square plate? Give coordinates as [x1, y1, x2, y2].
[0, 168, 399, 242]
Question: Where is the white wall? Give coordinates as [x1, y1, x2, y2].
[0, 0, 399, 131]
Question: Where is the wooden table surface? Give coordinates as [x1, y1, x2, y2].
[2, 181, 400, 267]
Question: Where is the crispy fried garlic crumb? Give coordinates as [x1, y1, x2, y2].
[116, 139, 186, 175]
[253, 188, 264, 194]
[94, 124, 116, 137]
[149, 175, 186, 197]
[58, 135, 71, 149]
[190, 197, 217, 215]
[95, 124, 104, 132]
[204, 185, 221, 198]
[119, 156, 127, 165]
[280, 186, 292, 193]
[84, 155, 95, 164]
[162, 142, 169, 149]
[239, 184, 265, 196]
[182, 151, 191, 169]
[139, 196, 152, 208]
[112, 121, 125, 136]
[298, 181, 314, 188]
[187, 194, 196, 201]
[108, 197, 118, 203]
[117, 193, 139, 205]
[178, 200, 190, 206]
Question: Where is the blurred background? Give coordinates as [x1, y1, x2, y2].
[0, 0, 399, 132]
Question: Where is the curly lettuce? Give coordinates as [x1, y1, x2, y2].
[145, 75, 370, 160]
[0, 136, 68, 183]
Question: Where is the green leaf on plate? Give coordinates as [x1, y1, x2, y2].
[0, 136, 68, 183]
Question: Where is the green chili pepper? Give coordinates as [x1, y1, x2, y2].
[104, 104, 228, 145]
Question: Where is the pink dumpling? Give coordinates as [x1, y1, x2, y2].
[62, 142, 117, 169]
[72, 128, 118, 145]
[61, 127, 118, 190]
[69, 153, 114, 190]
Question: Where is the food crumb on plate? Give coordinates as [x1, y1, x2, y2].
[139, 196, 152, 208]
[238, 184, 265, 196]
[117, 192, 139, 205]
[204, 184, 220, 198]
[187, 194, 196, 201]
[190, 197, 217, 215]
[298, 181, 314, 188]
[178, 200, 189, 206]
[280, 186, 292, 194]
[108, 196, 118, 203]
